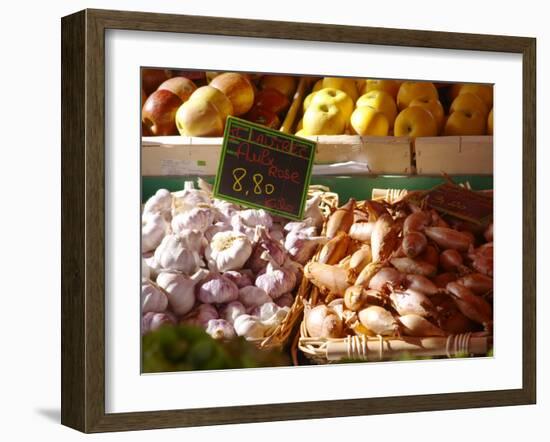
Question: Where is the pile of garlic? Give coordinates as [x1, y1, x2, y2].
[141, 180, 327, 341]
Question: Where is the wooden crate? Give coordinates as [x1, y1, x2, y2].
[142, 135, 413, 176]
[415, 135, 493, 175]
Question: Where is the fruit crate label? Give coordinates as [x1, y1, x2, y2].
[213, 116, 316, 220]
[426, 183, 493, 225]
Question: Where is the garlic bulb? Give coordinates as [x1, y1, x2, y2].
[206, 319, 236, 340]
[213, 199, 239, 223]
[220, 301, 247, 324]
[304, 195, 324, 230]
[275, 293, 294, 308]
[142, 256, 150, 280]
[198, 274, 239, 304]
[283, 218, 314, 233]
[284, 230, 327, 264]
[237, 209, 273, 228]
[305, 305, 343, 338]
[255, 254, 297, 299]
[183, 303, 218, 328]
[171, 186, 211, 216]
[143, 253, 162, 280]
[230, 214, 257, 241]
[171, 207, 215, 233]
[250, 301, 281, 321]
[238, 285, 272, 308]
[143, 189, 172, 220]
[261, 305, 290, 333]
[141, 311, 176, 335]
[154, 232, 203, 274]
[204, 222, 231, 242]
[141, 280, 168, 313]
[223, 270, 253, 288]
[205, 231, 252, 272]
[233, 314, 267, 339]
[248, 227, 286, 273]
[142, 212, 168, 253]
[156, 269, 208, 316]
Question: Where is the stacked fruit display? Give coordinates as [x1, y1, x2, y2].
[295, 78, 493, 137]
[141, 70, 295, 136]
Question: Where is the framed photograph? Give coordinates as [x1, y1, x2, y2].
[61, 8, 536, 433]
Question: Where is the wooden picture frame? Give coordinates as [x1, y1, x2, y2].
[61, 8, 536, 433]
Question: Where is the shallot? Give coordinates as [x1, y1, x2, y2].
[424, 227, 473, 252]
[390, 289, 435, 318]
[305, 305, 343, 338]
[398, 314, 445, 337]
[390, 257, 437, 277]
[358, 306, 398, 336]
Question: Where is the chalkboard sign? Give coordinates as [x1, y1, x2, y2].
[213, 116, 316, 220]
[426, 183, 493, 225]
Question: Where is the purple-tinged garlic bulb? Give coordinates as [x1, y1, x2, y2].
[255, 252, 297, 299]
[206, 319, 236, 340]
[247, 226, 286, 273]
[223, 270, 253, 288]
[156, 269, 208, 316]
[238, 285, 272, 308]
[154, 232, 203, 274]
[141, 280, 168, 313]
[182, 304, 219, 328]
[141, 311, 176, 335]
[198, 274, 239, 304]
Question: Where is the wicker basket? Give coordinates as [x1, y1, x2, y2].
[297, 193, 493, 363]
[248, 185, 338, 350]
[298, 287, 491, 363]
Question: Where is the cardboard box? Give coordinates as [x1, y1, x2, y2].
[415, 136, 493, 175]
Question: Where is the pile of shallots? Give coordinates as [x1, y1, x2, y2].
[141, 180, 327, 341]
[303, 197, 494, 340]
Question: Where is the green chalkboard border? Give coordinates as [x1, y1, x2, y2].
[212, 116, 316, 220]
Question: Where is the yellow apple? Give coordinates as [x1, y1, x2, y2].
[295, 129, 312, 138]
[322, 77, 358, 102]
[310, 88, 354, 121]
[397, 81, 438, 110]
[409, 96, 445, 132]
[350, 106, 389, 136]
[450, 92, 489, 117]
[210, 73, 254, 116]
[175, 99, 224, 137]
[260, 75, 297, 99]
[394, 106, 438, 137]
[487, 109, 493, 135]
[303, 91, 317, 112]
[444, 110, 486, 136]
[303, 102, 346, 135]
[356, 90, 398, 128]
[364, 79, 402, 99]
[450, 83, 493, 109]
[189, 85, 234, 122]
